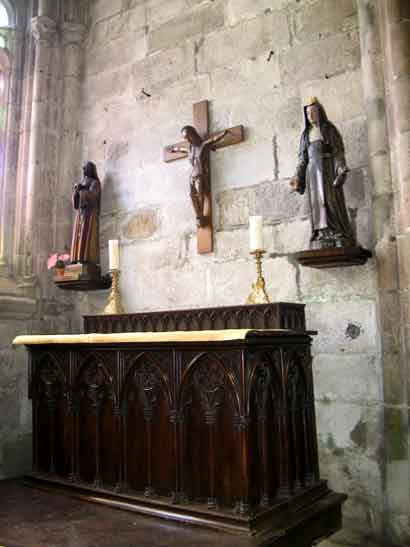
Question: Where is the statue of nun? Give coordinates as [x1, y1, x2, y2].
[290, 97, 355, 249]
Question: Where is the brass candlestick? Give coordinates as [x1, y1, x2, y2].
[104, 270, 125, 314]
[246, 250, 270, 305]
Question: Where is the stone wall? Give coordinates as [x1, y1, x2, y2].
[77, 1, 391, 545]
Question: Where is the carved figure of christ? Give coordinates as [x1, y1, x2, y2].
[164, 100, 244, 254]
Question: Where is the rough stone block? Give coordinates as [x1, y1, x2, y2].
[300, 261, 376, 303]
[280, 31, 361, 85]
[148, 3, 224, 53]
[211, 140, 274, 191]
[208, 256, 297, 305]
[306, 300, 378, 355]
[226, 0, 294, 25]
[378, 292, 402, 354]
[275, 129, 301, 179]
[85, 27, 147, 76]
[313, 353, 381, 404]
[382, 352, 406, 406]
[216, 184, 257, 228]
[213, 227, 251, 261]
[397, 233, 410, 289]
[124, 262, 209, 312]
[107, 3, 147, 38]
[390, 19, 410, 79]
[316, 402, 381, 456]
[343, 167, 367, 210]
[384, 407, 408, 462]
[132, 43, 195, 95]
[396, 131, 410, 183]
[198, 11, 290, 73]
[340, 116, 369, 169]
[120, 208, 160, 240]
[368, 151, 394, 198]
[392, 79, 410, 134]
[209, 56, 281, 136]
[299, 69, 365, 124]
[90, 0, 123, 22]
[270, 87, 302, 134]
[373, 234, 399, 291]
[294, 0, 357, 43]
[257, 180, 310, 223]
[147, 0, 204, 30]
[271, 219, 311, 254]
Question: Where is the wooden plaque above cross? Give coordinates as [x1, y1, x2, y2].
[163, 100, 244, 254]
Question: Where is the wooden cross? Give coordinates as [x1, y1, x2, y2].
[163, 100, 244, 254]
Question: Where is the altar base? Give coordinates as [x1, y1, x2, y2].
[23, 473, 345, 545]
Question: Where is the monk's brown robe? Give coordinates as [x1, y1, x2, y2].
[70, 177, 101, 264]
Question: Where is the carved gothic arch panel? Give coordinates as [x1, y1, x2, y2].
[74, 353, 115, 408]
[32, 351, 67, 402]
[179, 352, 240, 417]
[121, 352, 172, 413]
[246, 350, 282, 416]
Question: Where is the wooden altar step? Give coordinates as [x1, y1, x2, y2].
[22, 473, 346, 546]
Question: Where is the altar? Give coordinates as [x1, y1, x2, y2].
[13, 304, 346, 546]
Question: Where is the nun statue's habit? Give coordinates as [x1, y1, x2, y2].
[291, 97, 355, 248]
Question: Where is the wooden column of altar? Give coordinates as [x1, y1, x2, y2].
[15, 318, 346, 546]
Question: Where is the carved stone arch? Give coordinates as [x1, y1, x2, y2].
[179, 352, 240, 417]
[120, 352, 172, 412]
[246, 350, 281, 416]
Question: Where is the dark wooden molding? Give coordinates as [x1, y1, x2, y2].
[294, 246, 372, 269]
[84, 302, 306, 334]
[55, 275, 112, 291]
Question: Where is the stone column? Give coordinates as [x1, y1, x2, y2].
[378, 1, 410, 543]
[358, 0, 410, 543]
[38, 0, 55, 18]
[22, 15, 57, 280]
[378, 0, 410, 342]
[0, 33, 14, 276]
[56, 22, 86, 253]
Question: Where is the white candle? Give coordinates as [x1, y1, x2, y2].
[108, 239, 120, 270]
[249, 216, 263, 251]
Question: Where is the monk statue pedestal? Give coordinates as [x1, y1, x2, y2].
[54, 263, 111, 292]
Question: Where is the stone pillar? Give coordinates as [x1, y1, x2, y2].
[0, 35, 13, 276]
[378, 0, 410, 346]
[56, 22, 87, 253]
[358, 0, 410, 543]
[22, 15, 57, 279]
[378, 2, 410, 544]
[38, 0, 54, 18]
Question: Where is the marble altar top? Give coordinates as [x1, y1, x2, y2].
[13, 329, 290, 346]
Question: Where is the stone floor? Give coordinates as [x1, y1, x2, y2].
[0, 480, 248, 547]
[0, 480, 376, 547]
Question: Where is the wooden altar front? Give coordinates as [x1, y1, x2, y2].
[14, 320, 346, 546]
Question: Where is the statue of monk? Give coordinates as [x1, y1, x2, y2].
[70, 161, 101, 264]
[290, 97, 355, 249]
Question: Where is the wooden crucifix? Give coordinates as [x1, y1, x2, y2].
[163, 100, 244, 254]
